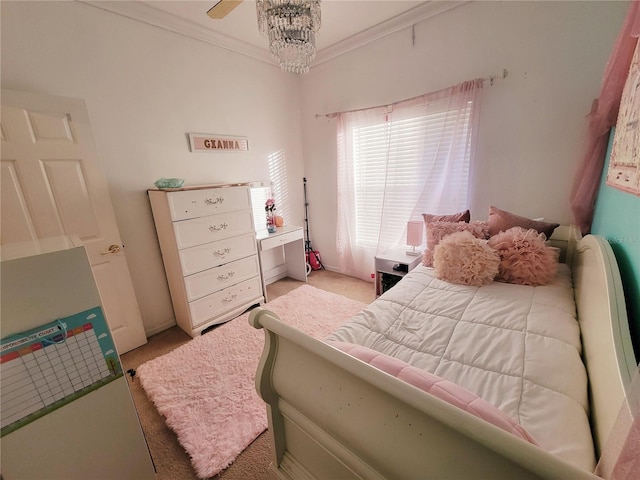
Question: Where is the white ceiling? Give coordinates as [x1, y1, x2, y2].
[82, 1, 466, 67]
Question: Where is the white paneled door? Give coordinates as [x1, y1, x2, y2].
[1, 89, 147, 354]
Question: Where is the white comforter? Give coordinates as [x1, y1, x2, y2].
[328, 264, 596, 471]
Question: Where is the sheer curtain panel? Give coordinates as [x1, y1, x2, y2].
[336, 80, 483, 280]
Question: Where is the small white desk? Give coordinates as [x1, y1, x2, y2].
[256, 225, 307, 301]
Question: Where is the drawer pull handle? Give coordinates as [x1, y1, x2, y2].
[209, 222, 228, 232]
[217, 271, 235, 281]
[222, 293, 238, 303]
[212, 247, 231, 257]
[100, 244, 121, 255]
[204, 196, 224, 205]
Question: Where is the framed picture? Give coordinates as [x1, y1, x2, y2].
[607, 38, 640, 196]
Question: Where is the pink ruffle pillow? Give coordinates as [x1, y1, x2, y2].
[488, 227, 559, 286]
[432, 230, 500, 286]
[423, 221, 489, 267]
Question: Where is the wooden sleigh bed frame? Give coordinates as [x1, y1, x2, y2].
[249, 227, 637, 480]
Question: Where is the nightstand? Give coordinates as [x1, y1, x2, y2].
[374, 249, 422, 296]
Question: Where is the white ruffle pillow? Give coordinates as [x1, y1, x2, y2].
[432, 230, 500, 287]
[488, 227, 559, 286]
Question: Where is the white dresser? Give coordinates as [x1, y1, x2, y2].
[148, 185, 264, 337]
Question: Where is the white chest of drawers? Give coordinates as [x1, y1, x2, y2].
[148, 185, 264, 337]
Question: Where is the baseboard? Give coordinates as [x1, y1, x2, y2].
[144, 317, 177, 338]
[308, 264, 375, 284]
[263, 264, 289, 285]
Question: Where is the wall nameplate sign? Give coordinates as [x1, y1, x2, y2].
[188, 133, 249, 152]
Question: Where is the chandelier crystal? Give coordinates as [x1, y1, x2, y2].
[256, 0, 321, 74]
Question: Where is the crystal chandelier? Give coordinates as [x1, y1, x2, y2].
[256, 0, 321, 74]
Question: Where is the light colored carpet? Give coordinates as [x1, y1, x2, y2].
[137, 284, 367, 479]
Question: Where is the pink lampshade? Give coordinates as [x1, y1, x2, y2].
[406, 221, 423, 256]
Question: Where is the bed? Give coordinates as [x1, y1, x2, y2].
[249, 226, 637, 479]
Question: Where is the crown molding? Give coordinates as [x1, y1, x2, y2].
[79, 1, 468, 71]
[79, 1, 273, 65]
[314, 1, 468, 66]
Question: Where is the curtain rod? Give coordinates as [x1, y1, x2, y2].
[315, 68, 509, 119]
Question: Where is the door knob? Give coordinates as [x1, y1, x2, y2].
[100, 244, 121, 255]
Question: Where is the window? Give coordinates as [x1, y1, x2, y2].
[337, 80, 483, 280]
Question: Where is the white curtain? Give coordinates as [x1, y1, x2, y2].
[336, 80, 484, 280]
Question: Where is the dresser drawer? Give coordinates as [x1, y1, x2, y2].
[173, 210, 254, 249]
[167, 186, 251, 221]
[188, 276, 262, 328]
[179, 232, 257, 276]
[184, 255, 260, 301]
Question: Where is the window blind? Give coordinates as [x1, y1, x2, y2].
[352, 99, 474, 248]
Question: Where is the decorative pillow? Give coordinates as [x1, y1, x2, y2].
[487, 206, 559, 238]
[488, 227, 559, 286]
[432, 231, 500, 286]
[326, 341, 539, 445]
[422, 209, 470, 227]
[422, 221, 490, 267]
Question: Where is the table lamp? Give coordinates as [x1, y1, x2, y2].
[406, 220, 423, 256]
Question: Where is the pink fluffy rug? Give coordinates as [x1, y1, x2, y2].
[137, 285, 367, 479]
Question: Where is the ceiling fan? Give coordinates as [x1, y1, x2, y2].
[207, 0, 242, 19]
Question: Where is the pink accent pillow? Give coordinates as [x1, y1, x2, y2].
[487, 206, 559, 238]
[422, 209, 470, 226]
[432, 231, 500, 286]
[327, 341, 539, 445]
[422, 221, 489, 267]
[488, 227, 559, 286]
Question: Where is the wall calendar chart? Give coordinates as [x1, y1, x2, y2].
[0, 307, 122, 436]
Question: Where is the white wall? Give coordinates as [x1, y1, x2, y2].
[1, 1, 629, 337]
[1, 1, 304, 335]
[300, 1, 628, 272]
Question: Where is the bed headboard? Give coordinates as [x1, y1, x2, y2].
[572, 233, 636, 458]
[548, 225, 576, 265]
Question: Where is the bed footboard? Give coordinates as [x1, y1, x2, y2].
[249, 308, 597, 480]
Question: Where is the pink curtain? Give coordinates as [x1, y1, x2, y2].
[570, 1, 640, 234]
